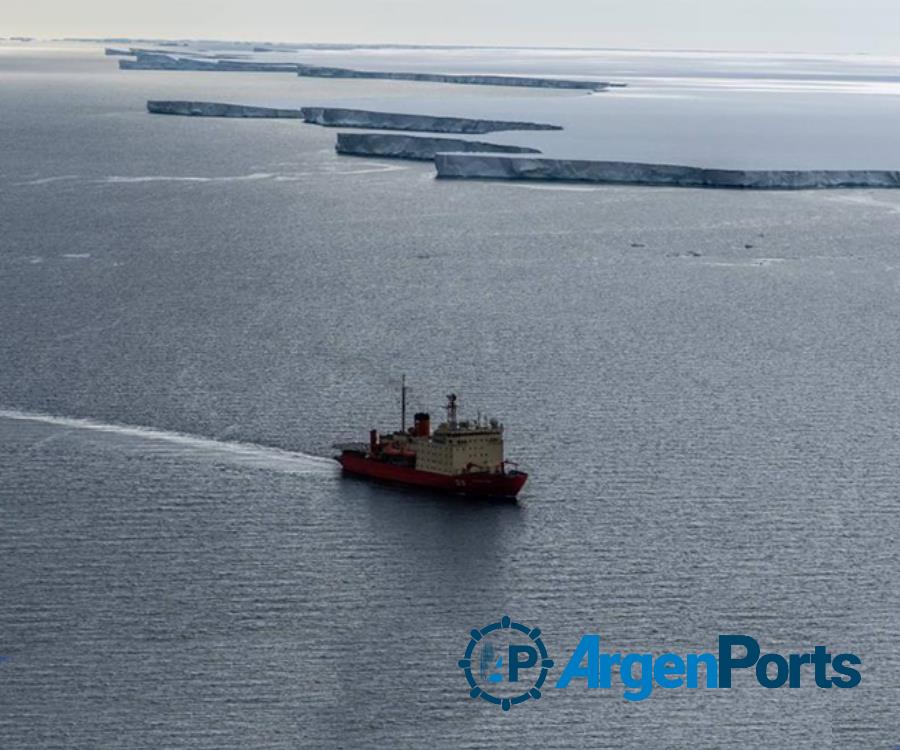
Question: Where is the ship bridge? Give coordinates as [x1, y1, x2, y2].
[416, 394, 505, 475]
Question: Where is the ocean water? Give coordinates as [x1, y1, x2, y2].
[1, 42, 899, 748]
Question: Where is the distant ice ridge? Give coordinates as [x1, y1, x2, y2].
[336, 133, 540, 161]
[301, 107, 560, 133]
[145, 101, 563, 133]
[116, 50, 619, 90]
[120, 53, 296, 73]
[434, 154, 900, 189]
[296, 63, 614, 91]
[147, 100, 303, 118]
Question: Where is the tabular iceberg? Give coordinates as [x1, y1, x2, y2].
[147, 101, 304, 118]
[434, 154, 900, 190]
[335, 133, 540, 160]
[300, 107, 561, 134]
[120, 52, 296, 72]
[115, 51, 621, 91]
[296, 64, 614, 91]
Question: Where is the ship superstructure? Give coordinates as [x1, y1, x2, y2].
[335, 381, 527, 498]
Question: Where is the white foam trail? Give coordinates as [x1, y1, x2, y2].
[102, 173, 275, 184]
[504, 183, 626, 193]
[11, 165, 405, 188]
[13, 175, 81, 186]
[0, 409, 338, 476]
[701, 258, 788, 268]
[324, 163, 407, 175]
[824, 193, 900, 214]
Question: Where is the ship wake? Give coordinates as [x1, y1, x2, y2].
[0, 409, 337, 476]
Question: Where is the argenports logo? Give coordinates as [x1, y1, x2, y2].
[458, 616, 554, 711]
[459, 618, 862, 708]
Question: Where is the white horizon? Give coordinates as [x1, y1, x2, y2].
[5, 0, 900, 56]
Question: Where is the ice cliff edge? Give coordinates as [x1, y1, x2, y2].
[147, 101, 303, 118]
[336, 133, 540, 160]
[434, 154, 900, 189]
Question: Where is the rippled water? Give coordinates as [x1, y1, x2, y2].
[1, 43, 899, 748]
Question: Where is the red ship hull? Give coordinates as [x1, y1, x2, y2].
[339, 452, 528, 498]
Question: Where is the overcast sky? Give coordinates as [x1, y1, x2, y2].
[6, 0, 899, 53]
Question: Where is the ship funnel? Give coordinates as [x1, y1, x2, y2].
[369, 429, 379, 453]
[413, 412, 430, 437]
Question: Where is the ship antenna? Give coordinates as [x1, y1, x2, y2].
[401, 374, 407, 433]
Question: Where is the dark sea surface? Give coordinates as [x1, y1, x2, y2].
[1, 43, 899, 748]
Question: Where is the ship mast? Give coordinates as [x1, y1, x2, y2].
[446, 393, 458, 429]
[400, 374, 407, 434]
